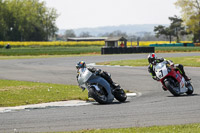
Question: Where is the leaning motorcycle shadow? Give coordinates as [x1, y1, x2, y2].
[167, 93, 199, 97]
[91, 101, 130, 105]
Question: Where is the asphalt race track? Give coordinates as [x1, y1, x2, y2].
[0, 53, 200, 132]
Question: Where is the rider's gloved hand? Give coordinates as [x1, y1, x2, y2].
[95, 69, 101, 75]
[167, 60, 174, 66]
[160, 58, 164, 62]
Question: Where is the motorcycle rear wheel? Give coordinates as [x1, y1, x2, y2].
[88, 86, 108, 104]
[165, 78, 180, 96]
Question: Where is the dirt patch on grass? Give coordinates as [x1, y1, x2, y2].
[81, 52, 100, 55]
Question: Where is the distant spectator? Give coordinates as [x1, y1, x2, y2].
[120, 42, 124, 47]
[5, 43, 11, 49]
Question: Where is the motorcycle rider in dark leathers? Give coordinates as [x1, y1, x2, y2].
[147, 53, 191, 90]
[76, 61, 120, 89]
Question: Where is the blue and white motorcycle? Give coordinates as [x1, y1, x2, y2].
[77, 68, 127, 104]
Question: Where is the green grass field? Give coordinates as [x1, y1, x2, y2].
[155, 46, 200, 52]
[97, 56, 200, 67]
[65, 124, 200, 133]
[1, 46, 200, 56]
[0, 79, 88, 107]
[0, 54, 99, 60]
[0, 46, 101, 56]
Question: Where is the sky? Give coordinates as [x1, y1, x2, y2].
[42, 0, 180, 30]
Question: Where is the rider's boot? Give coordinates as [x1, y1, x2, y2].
[112, 83, 120, 89]
[183, 75, 191, 81]
[162, 86, 167, 91]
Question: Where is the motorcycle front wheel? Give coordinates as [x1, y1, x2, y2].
[165, 78, 180, 96]
[88, 86, 108, 104]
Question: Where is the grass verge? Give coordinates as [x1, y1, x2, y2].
[0, 54, 99, 60]
[0, 46, 101, 56]
[0, 46, 200, 57]
[0, 79, 87, 107]
[96, 56, 200, 67]
[64, 123, 200, 133]
[155, 47, 200, 53]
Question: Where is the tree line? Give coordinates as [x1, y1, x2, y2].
[61, 29, 176, 42]
[0, 0, 58, 41]
[62, 25, 190, 42]
[62, 15, 194, 42]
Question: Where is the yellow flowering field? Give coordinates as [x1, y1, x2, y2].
[0, 41, 193, 47]
[126, 41, 193, 46]
[0, 41, 105, 47]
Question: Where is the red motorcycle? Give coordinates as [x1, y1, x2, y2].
[154, 61, 194, 96]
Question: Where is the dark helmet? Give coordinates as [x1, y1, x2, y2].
[76, 61, 86, 69]
[148, 53, 157, 64]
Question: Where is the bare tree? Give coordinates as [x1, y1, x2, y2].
[64, 29, 76, 40]
[99, 30, 128, 37]
[79, 32, 92, 37]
